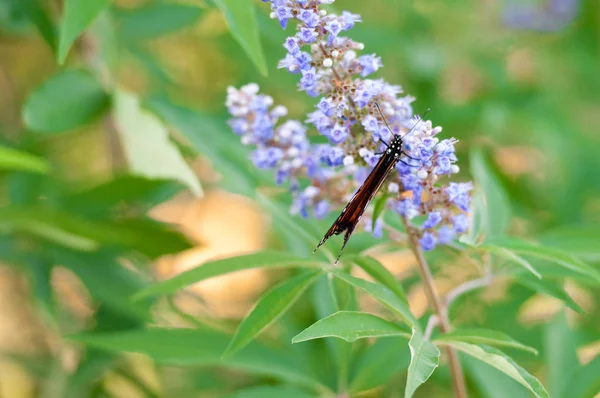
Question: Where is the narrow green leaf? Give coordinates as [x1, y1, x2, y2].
[538, 224, 600, 262]
[0, 145, 49, 174]
[481, 237, 600, 283]
[58, 0, 111, 63]
[544, 311, 580, 397]
[469, 149, 511, 238]
[115, 3, 203, 41]
[560, 356, 600, 398]
[439, 342, 550, 398]
[67, 328, 327, 392]
[329, 269, 417, 327]
[349, 336, 410, 393]
[371, 193, 389, 231]
[23, 70, 110, 134]
[405, 328, 440, 398]
[487, 246, 541, 279]
[113, 89, 202, 196]
[463, 355, 531, 398]
[17, 0, 57, 52]
[213, 0, 267, 76]
[134, 252, 324, 300]
[223, 270, 322, 357]
[351, 255, 407, 302]
[434, 328, 537, 355]
[516, 275, 583, 313]
[224, 385, 316, 398]
[292, 311, 409, 343]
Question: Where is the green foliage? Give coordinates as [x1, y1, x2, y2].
[1, 0, 599, 396]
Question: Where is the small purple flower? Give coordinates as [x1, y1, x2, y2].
[275, 6, 293, 29]
[419, 232, 437, 251]
[297, 9, 319, 28]
[362, 114, 379, 133]
[358, 54, 383, 77]
[445, 182, 472, 211]
[423, 211, 442, 229]
[253, 147, 283, 169]
[300, 67, 318, 93]
[314, 200, 330, 219]
[317, 97, 335, 117]
[325, 19, 342, 39]
[452, 213, 469, 234]
[435, 156, 452, 175]
[437, 225, 455, 244]
[284, 37, 300, 54]
[395, 199, 419, 219]
[340, 11, 361, 30]
[294, 52, 312, 71]
[327, 122, 348, 144]
[298, 27, 318, 43]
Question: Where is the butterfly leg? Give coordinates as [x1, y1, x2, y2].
[401, 151, 421, 161]
[399, 159, 419, 168]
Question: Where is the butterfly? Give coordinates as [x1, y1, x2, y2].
[314, 104, 428, 263]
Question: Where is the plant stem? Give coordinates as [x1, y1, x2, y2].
[401, 218, 468, 398]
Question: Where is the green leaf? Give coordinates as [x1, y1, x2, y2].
[484, 245, 541, 279]
[135, 252, 324, 300]
[561, 356, 600, 398]
[405, 328, 440, 398]
[538, 224, 600, 262]
[480, 237, 600, 283]
[113, 89, 202, 196]
[329, 269, 417, 327]
[469, 148, 511, 239]
[349, 336, 410, 393]
[371, 193, 389, 231]
[434, 328, 538, 355]
[544, 311, 580, 397]
[224, 270, 322, 357]
[23, 70, 110, 134]
[16, 0, 57, 52]
[57, 0, 111, 63]
[67, 328, 327, 392]
[516, 275, 583, 313]
[351, 255, 407, 302]
[224, 385, 316, 398]
[213, 0, 267, 76]
[115, 3, 203, 42]
[292, 311, 409, 343]
[463, 355, 532, 398]
[0, 145, 49, 174]
[439, 342, 550, 398]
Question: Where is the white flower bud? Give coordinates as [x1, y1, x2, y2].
[269, 12, 276, 19]
[287, 147, 300, 157]
[358, 147, 369, 157]
[450, 165, 460, 174]
[323, 58, 333, 68]
[331, 50, 339, 58]
[417, 169, 428, 179]
[319, 10, 327, 16]
[304, 186, 320, 198]
[388, 182, 399, 193]
[291, 158, 303, 168]
[356, 43, 365, 50]
[343, 155, 354, 166]
[433, 126, 443, 134]
[271, 105, 287, 117]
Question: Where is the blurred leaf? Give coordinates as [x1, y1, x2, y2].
[405, 328, 440, 398]
[213, 0, 267, 76]
[544, 311, 580, 397]
[115, 3, 203, 42]
[329, 269, 417, 327]
[113, 89, 202, 196]
[15, 0, 56, 51]
[538, 224, 600, 262]
[67, 328, 327, 392]
[224, 385, 316, 398]
[485, 244, 541, 278]
[57, 0, 110, 63]
[371, 193, 389, 231]
[480, 237, 600, 283]
[463, 355, 531, 398]
[561, 356, 600, 398]
[135, 251, 325, 300]
[63, 175, 183, 217]
[349, 336, 410, 393]
[23, 70, 110, 133]
[440, 342, 550, 398]
[224, 270, 322, 357]
[292, 311, 409, 343]
[470, 149, 511, 239]
[516, 275, 583, 313]
[0, 206, 192, 257]
[351, 255, 407, 302]
[0, 145, 49, 174]
[434, 328, 537, 355]
[145, 96, 266, 196]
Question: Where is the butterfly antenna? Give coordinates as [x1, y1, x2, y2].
[401, 108, 431, 139]
[374, 102, 395, 139]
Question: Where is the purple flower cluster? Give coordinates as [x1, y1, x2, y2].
[503, 0, 579, 32]
[227, 0, 472, 251]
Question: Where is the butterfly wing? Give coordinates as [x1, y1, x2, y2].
[315, 153, 398, 262]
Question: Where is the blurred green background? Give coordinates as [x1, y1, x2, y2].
[0, 0, 599, 397]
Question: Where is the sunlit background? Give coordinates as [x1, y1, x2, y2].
[1, 0, 599, 397]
